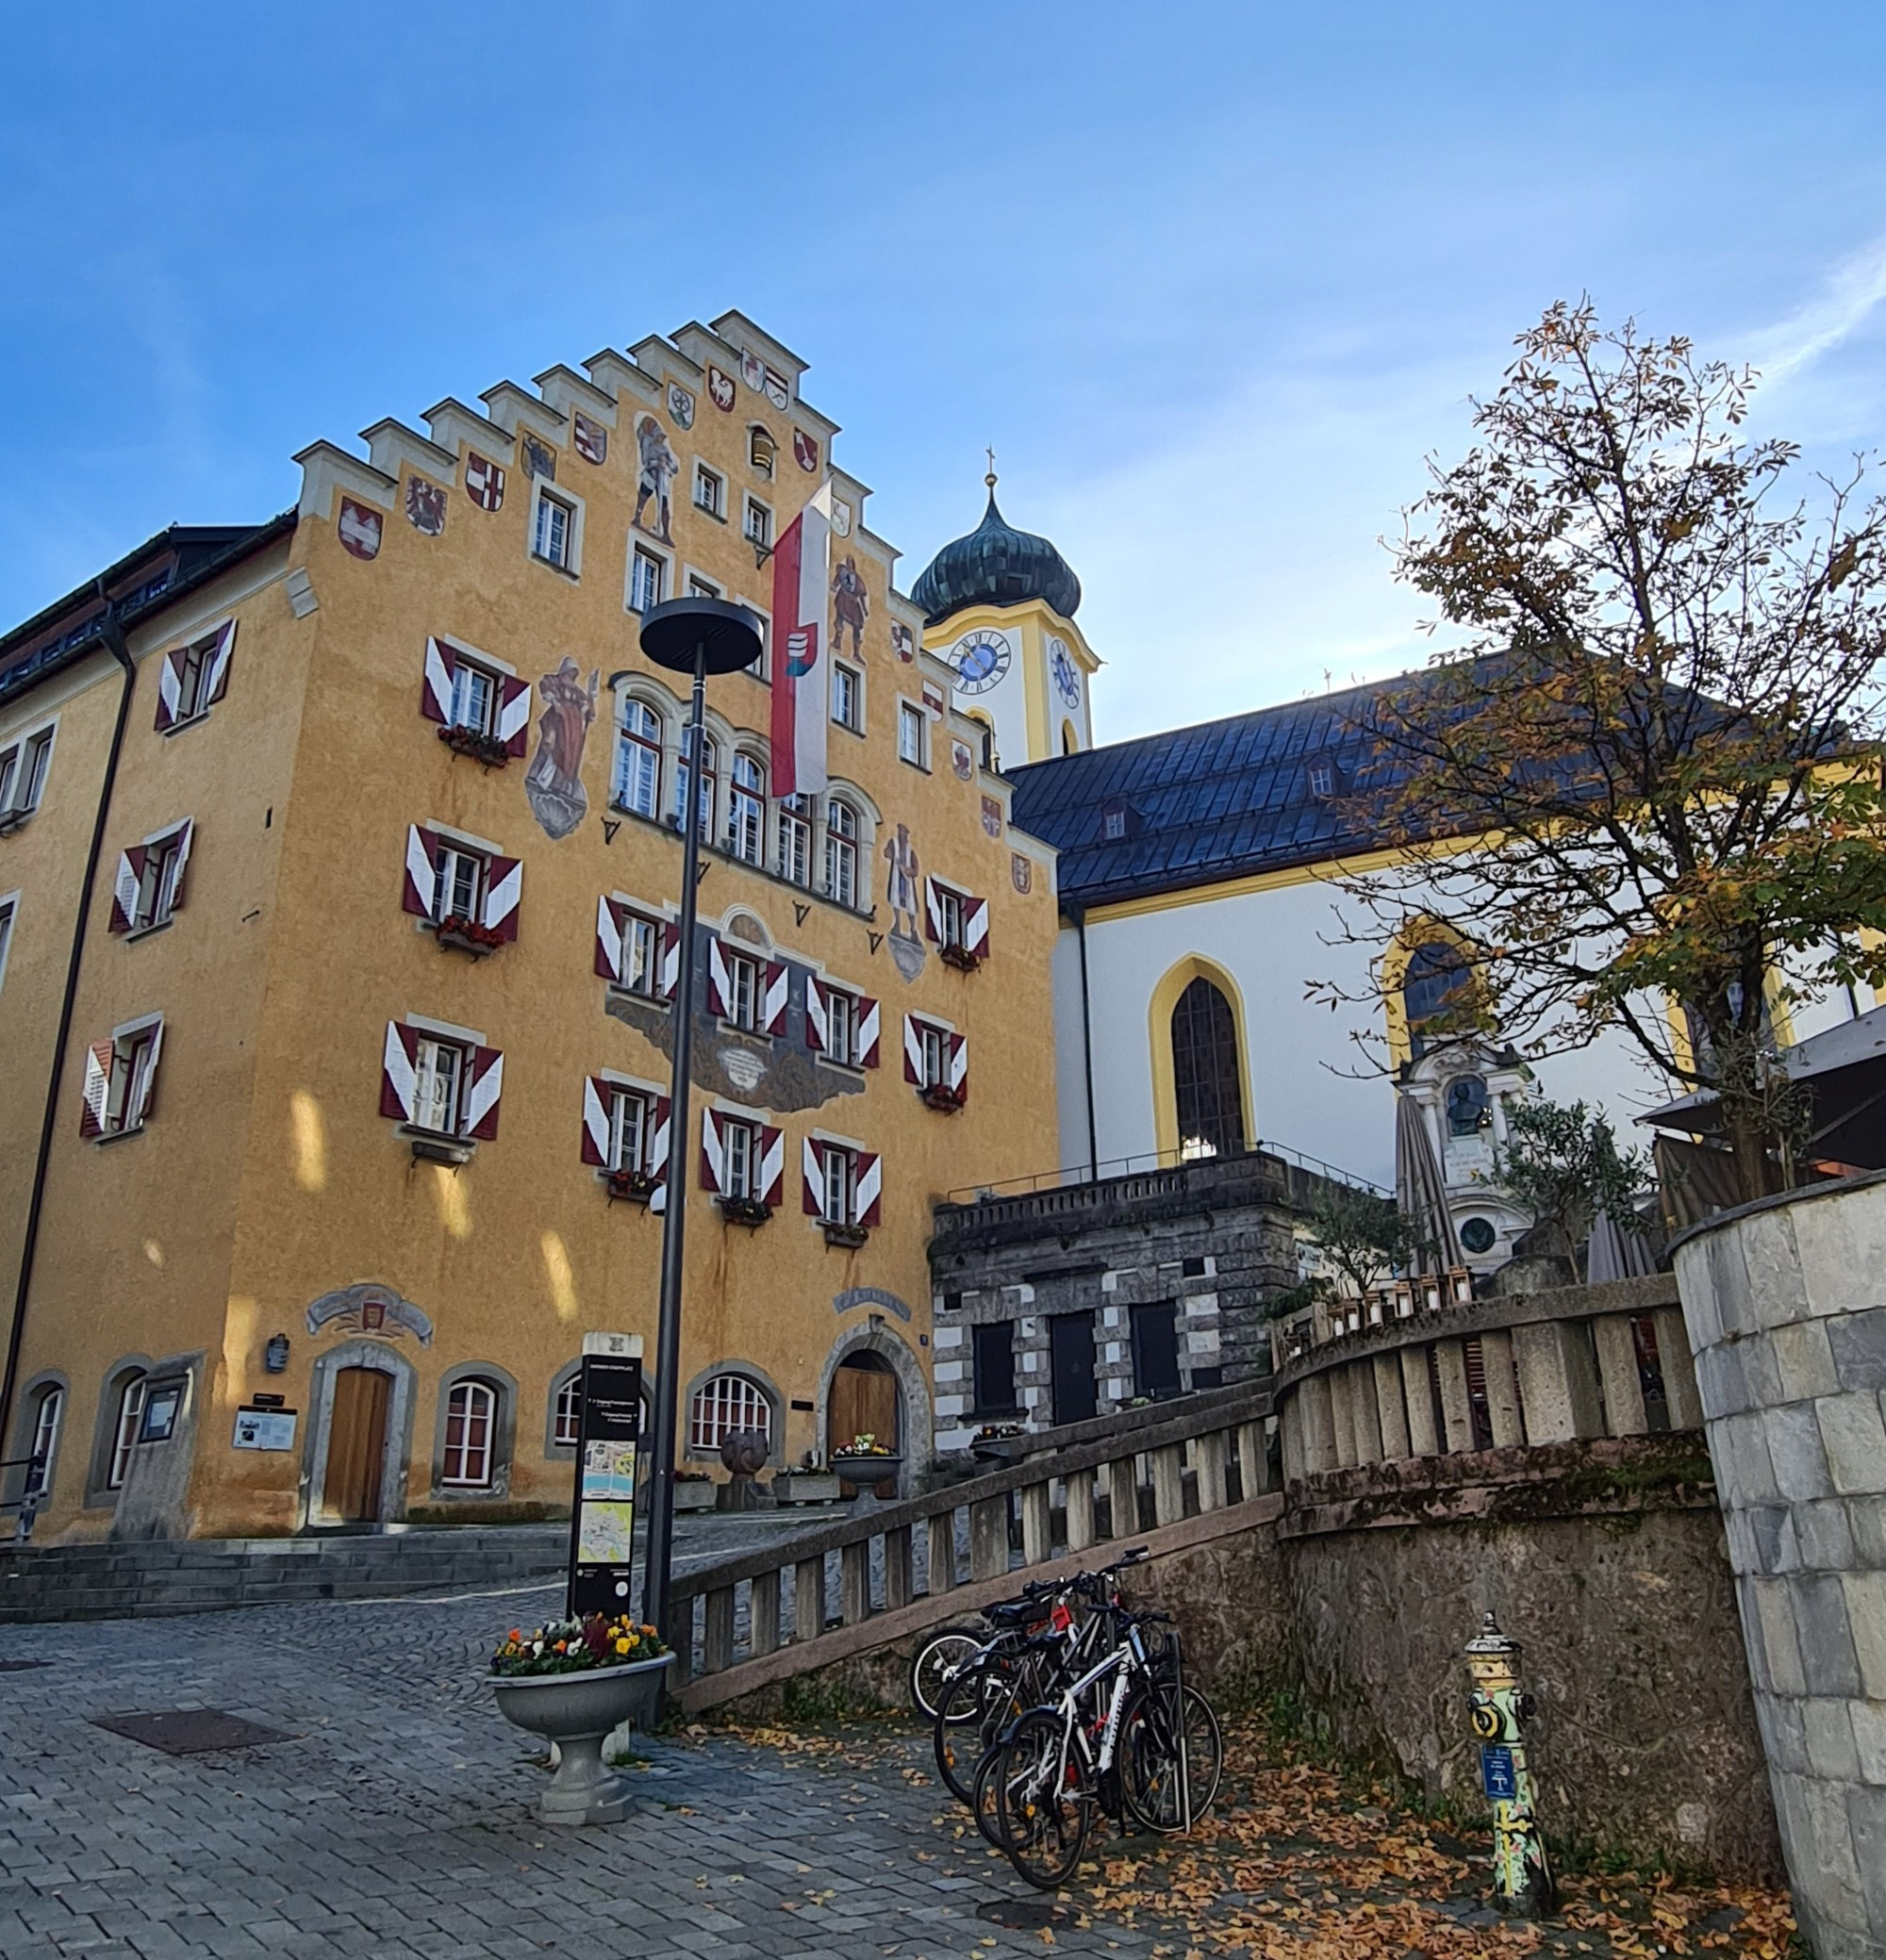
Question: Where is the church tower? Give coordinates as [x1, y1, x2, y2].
[909, 469, 1099, 768]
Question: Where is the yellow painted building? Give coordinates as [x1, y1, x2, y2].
[0, 311, 1061, 1542]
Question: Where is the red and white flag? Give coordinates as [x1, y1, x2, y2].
[770, 480, 834, 799]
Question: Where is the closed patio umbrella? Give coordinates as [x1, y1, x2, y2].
[1395, 1092, 1463, 1274]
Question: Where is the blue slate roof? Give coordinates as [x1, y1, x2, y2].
[1008, 673, 1431, 912]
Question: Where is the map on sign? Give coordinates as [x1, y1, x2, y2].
[578, 1441, 638, 1563]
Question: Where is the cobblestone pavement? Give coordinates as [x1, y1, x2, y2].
[0, 1572, 1163, 1960]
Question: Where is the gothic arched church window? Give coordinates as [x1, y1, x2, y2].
[1403, 940, 1475, 1061]
[1170, 976, 1246, 1161]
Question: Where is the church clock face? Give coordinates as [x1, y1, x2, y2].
[1049, 638, 1081, 709]
[949, 628, 1011, 696]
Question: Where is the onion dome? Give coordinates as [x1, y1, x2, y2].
[910, 473, 1082, 628]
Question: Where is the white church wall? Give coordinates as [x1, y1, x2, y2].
[1051, 924, 1096, 1178]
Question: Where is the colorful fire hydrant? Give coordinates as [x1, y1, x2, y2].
[1464, 1610, 1557, 1916]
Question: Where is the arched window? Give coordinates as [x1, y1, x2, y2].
[674, 729, 717, 838]
[777, 794, 812, 885]
[441, 1379, 498, 1487]
[553, 1375, 582, 1449]
[28, 1385, 62, 1494]
[1061, 721, 1078, 755]
[614, 700, 662, 819]
[729, 750, 767, 865]
[1170, 976, 1246, 1161]
[825, 799, 859, 908]
[108, 1373, 147, 1491]
[688, 1374, 771, 1453]
[1403, 940, 1474, 1061]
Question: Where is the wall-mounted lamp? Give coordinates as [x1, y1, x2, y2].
[264, 1333, 290, 1374]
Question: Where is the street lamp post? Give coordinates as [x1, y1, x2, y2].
[635, 597, 764, 1643]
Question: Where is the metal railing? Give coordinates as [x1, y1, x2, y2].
[0, 1452, 48, 1542]
[942, 1139, 1387, 1208]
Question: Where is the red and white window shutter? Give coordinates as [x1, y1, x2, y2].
[153, 618, 236, 732]
[109, 847, 146, 933]
[380, 1022, 503, 1140]
[481, 855, 521, 941]
[380, 1022, 422, 1122]
[701, 1108, 725, 1193]
[962, 896, 989, 959]
[660, 924, 681, 999]
[902, 1014, 927, 1084]
[595, 897, 627, 980]
[404, 826, 441, 917]
[855, 1150, 883, 1227]
[647, 1095, 671, 1211]
[804, 976, 827, 1052]
[78, 1039, 113, 1136]
[461, 1046, 504, 1139]
[856, 995, 881, 1067]
[762, 961, 788, 1035]
[757, 1124, 784, 1205]
[705, 938, 730, 1019]
[496, 676, 531, 756]
[802, 1137, 825, 1214]
[948, 1031, 969, 1098]
[580, 1076, 613, 1165]
[923, 877, 945, 943]
[421, 636, 457, 725]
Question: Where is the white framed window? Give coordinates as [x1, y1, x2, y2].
[694, 465, 724, 518]
[749, 427, 776, 479]
[532, 489, 577, 571]
[132, 828, 189, 931]
[825, 799, 859, 908]
[108, 1375, 147, 1490]
[614, 700, 663, 818]
[742, 609, 770, 683]
[616, 908, 664, 999]
[28, 1385, 61, 1490]
[822, 1143, 859, 1227]
[0, 897, 15, 996]
[0, 727, 54, 828]
[832, 662, 862, 732]
[1309, 762, 1333, 798]
[1102, 808, 1128, 841]
[554, 1375, 582, 1448]
[898, 700, 926, 767]
[687, 571, 722, 600]
[777, 796, 811, 886]
[723, 950, 758, 1030]
[441, 1379, 498, 1487]
[605, 1083, 655, 1170]
[689, 1373, 771, 1452]
[825, 986, 857, 1068]
[728, 751, 766, 865]
[435, 842, 487, 927]
[448, 658, 498, 736]
[412, 1036, 464, 1135]
[629, 545, 667, 615]
[674, 728, 716, 838]
[721, 1115, 757, 1199]
[918, 1018, 947, 1089]
[82, 1019, 163, 1140]
[936, 883, 967, 950]
[743, 497, 772, 550]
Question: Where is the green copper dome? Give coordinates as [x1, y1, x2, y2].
[910, 488, 1082, 628]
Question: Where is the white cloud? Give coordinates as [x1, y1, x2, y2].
[1745, 233, 1886, 386]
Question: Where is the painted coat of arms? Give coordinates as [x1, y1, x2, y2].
[405, 475, 446, 536]
[338, 497, 383, 560]
[707, 366, 736, 412]
[521, 435, 555, 481]
[982, 794, 1004, 840]
[794, 429, 819, 473]
[465, 452, 506, 511]
[525, 659, 600, 840]
[951, 740, 974, 781]
[572, 412, 608, 464]
[668, 383, 696, 430]
[1012, 852, 1034, 896]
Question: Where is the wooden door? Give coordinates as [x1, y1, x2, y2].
[1050, 1312, 1099, 1425]
[323, 1367, 390, 1523]
[832, 1363, 899, 1496]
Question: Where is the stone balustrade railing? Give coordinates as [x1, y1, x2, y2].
[1273, 1272, 1700, 1480]
[668, 1379, 1275, 1698]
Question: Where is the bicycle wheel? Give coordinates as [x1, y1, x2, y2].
[990, 1711, 1090, 1890]
[909, 1624, 987, 1720]
[934, 1663, 1021, 1807]
[971, 1735, 1010, 1849]
[1118, 1683, 1223, 1834]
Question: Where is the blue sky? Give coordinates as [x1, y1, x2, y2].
[5, 4, 1885, 743]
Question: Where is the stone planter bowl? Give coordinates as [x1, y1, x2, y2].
[490, 1653, 673, 1825]
[832, 1454, 903, 1502]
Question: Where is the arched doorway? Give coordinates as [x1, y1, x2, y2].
[323, 1367, 391, 1522]
[829, 1350, 900, 1497]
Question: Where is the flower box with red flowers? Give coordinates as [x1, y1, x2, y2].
[604, 1167, 660, 1204]
[435, 914, 505, 956]
[438, 723, 512, 768]
[718, 1194, 772, 1227]
[938, 942, 983, 972]
[822, 1220, 869, 1250]
[919, 1081, 967, 1113]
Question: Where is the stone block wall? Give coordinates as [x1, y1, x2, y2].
[1673, 1172, 1886, 1960]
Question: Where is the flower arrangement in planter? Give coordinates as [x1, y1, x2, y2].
[972, 1421, 1026, 1444]
[938, 942, 983, 972]
[834, 1431, 895, 1458]
[435, 914, 506, 956]
[717, 1194, 773, 1227]
[438, 723, 512, 768]
[491, 1613, 666, 1677]
[919, 1080, 967, 1113]
[604, 1167, 660, 1204]
[488, 1614, 674, 1826]
[823, 1220, 869, 1249]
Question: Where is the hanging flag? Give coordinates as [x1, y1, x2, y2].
[770, 479, 834, 799]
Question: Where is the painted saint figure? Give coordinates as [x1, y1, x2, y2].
[883, 823, 926, 984]
[832, 553, 869, 656]
[525, 658, 600, 840]
[633, 415, 680, 543]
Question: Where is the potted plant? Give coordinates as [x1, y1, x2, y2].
[823, 1220, 869, 1250]
[919, 1080, 967, 1113]
[435, 914, 505, 957]
[717, 1194, 772, 1227]
[488, 1614, 672, 1825]
[829, 1431, 902, 1499]
[938, 942, 982, 973]
[439, 723, 512, 768]
[604, 1167, 660, 1204]
[672, 1470, 717, 1511]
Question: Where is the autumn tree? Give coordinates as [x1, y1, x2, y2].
[1321, 302, 1886, 1203]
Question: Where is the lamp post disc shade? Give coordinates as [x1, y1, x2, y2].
[638, 596, 765, 676]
